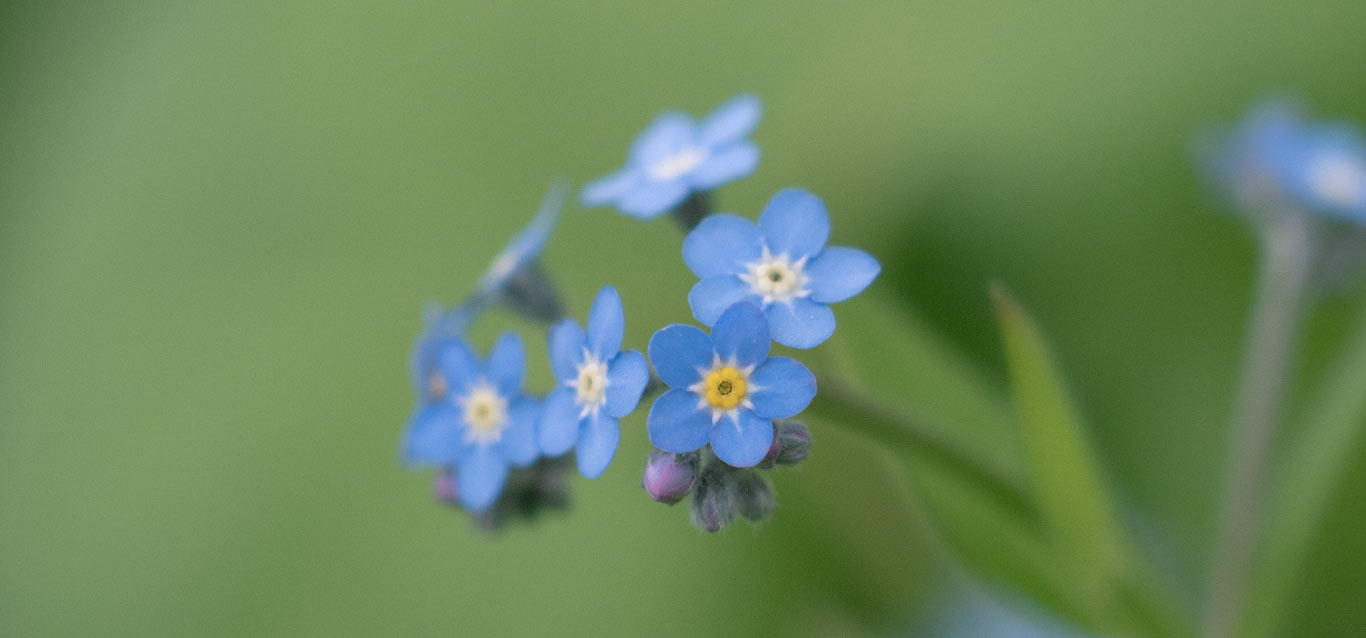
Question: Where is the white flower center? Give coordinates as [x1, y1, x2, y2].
[457, 380, 508, 444]
[567, 350, 610, 418]
[739, 246, 811, 306]
[1308, 152, 1366, 208]
[647, 147, 706, 182]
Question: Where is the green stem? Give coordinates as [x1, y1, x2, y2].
[806, 377, 1033, 521]
[1202, 209, 1318, 638]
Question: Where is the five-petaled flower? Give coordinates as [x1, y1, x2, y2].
[581, 94, 762, 219]
[1205, 97, 1366, 224]
[402, 332, 540, 511]
[538, 286, 650, 478]
[646, 302, 817, 468]
[683, 188, 881, 349]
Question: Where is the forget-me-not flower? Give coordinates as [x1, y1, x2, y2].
[683, 188, 880, 349]
[646, 302, 816, 468]
[473, 180, 570, 322]
[581, 94, 762, 220]
[402, 332, 540, 511]
[538, 286, 650, 478]
[1204, 98, 1366, 224]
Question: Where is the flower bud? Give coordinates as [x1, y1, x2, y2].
[690, 461, 738, 533]
[642, 450, 698, 505]
[432, 469, 459, 504]
[734, 470, 776, 523]
[773, 421, 811, 466]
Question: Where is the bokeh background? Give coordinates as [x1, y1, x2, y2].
[4, 1, 1366, 636]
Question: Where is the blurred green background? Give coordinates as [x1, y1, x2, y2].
[4, 1, 1366, 635]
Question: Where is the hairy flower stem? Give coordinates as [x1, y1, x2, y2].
[1203, 209, 1318, 638]
[806, 378, 1031, 520]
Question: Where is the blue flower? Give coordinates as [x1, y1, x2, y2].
[472, 180, 569, 322]
[538, 286, 650, 478]
[1204, 98, 1366, 224]
[401, 332, 540, 511]
[581, 94, 762, 220]
[646, 302, 817, 468]
[682, 188, 880, 349]
[408, 299, 487, 404]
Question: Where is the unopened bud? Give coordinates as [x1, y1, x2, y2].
[734, 470, 776, 523]
[432, 469, 459, 504]
[690, 461, 738, 533]
[643, 450, 698, 504]
[773, 421, 811, 466]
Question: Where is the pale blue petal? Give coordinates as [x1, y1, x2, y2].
[710, 302, 769, 368]
[457, 446, 509, 512]
[647, 324, 714, 388]
[618, 180, 690, 219]
[547, 319, 586, 382]
[647, 388, 713, 453]
[630, 111, 698, 165]
[604, 350, 649, 418]
[474, 181, 567, 292]
[586, 285, 625, 358]
[805, 246, 881, 303]
[689, 143, 759, 190]
[699, 94, 762, 148]
[537, 387, 582, 456]
[437, 339, 481, 394]
[710, 410, 774, 468]
[748, 356, 817, 419]
[688, 275, 758, 326]
[765, 298, 836, 349]
[681, 213, 764, 278]
[576, 412, 619, 478]
[499, 397, 540, 467]
[484, 331, 525, 396]
[581, 168, 639, 206]
[759, 188, 830, 260]
[402, 404, 462, 466]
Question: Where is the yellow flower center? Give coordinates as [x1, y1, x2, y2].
[703, 367, 747, 410]
[427, 373, 448, 399]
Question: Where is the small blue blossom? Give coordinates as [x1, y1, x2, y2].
[646, 302, 817, 468]
[538, 286, 650, 478]
[471, 180, 569, 322]
[1204, 98, 1366, 224]
[408, 299, 487, 405]
[682, 188, 880, 349]
[401, 332, 540, 512]
[581, 94, 762, 220]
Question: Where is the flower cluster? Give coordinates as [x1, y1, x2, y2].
[400, 94, 879, 533]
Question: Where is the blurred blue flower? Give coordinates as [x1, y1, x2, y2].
[683, 188, 881, 348]
[473, 180, 569, 322]
[408, 299, 487, 405]
[1204, 97, 1366, 224]
[401, 332, 540, 512]
[646, 302, 816, 468]
[538, 286, 650, 478]
[581, 94, 762, 219]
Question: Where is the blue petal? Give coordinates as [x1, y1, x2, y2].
[630, 111, 698, 165]
[805, 246, 881, 303]
[759, 188, 830, 260]
[710, 410, 774, 468]
[647, 388, 713, 453]
[618, 180, 690, 219]
[748, 356, 817, 419]
[688, 275, 758, 326]
[484, 331, 525, 396]
[647, 324, 715, 388]
[437, 339, 480, 394]
[457, 446, 509, 512]
[499, 397, 540, 467]
[537, 386, 582, 456]
[710, 302, 770, 368]
[547, 319, 586, 382]
[699, 94, 762, 148]
[586, 285, 625, 358]
[474, 181, 567, 292]
[576, 412, 619, 478]
[604, 349, 649, 418]
[689, 142, 759, 190]
[402, 404, 462, 466]
[682, 213, 764, 279]
[581, 168, 640, 206]
[765, 298, 836, 349]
